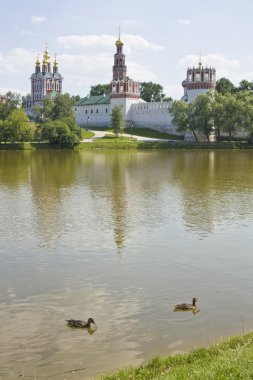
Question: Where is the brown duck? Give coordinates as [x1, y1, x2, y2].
[66, 317, 96, 328]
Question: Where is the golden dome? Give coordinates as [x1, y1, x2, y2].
[43, 45, 50, 64]
[53, 55, 58, 66]
[115, 38, 124, 47]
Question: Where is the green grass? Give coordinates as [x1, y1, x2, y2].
[98, 332, 253, 380]
[2, 140, 253, 151]
[124, 127, 184, 140]
[81, 130, 95, 139]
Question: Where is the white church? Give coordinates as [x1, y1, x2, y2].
[74, 35, 216, 134]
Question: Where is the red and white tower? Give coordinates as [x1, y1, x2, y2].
[182, 60, 216, 103]
[110, 33, 140, 122]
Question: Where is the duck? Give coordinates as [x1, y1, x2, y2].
[174, 297, 198, 311]
[66, 317, 96, 328]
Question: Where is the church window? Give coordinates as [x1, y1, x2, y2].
[105, 108, 108, 113]
[91, 109, 93, 114]
[96, 109, 98, 113]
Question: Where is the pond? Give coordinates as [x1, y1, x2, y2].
[1, 149, 253, 379]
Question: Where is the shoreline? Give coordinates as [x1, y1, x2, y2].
[1, 141, 253, 151]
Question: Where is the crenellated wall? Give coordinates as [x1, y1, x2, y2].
[129, 101, 178, 134]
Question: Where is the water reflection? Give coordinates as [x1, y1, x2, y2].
[1, 150, 253, 378]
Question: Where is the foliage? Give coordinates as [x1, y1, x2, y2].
[110, 105, 125, 137]
[0, 109, 34, 143]
[140, 82, 167, 102]
[0, 91, 22, 120]
[170, 90, 253, 142]
[216, 77, 235, 94]
[41, 119, 80, 148]
[170, 100, 199, 142]
[237, 79, 253, 92]
[90, 84, 110, 96]
[193, 94, 214, 142]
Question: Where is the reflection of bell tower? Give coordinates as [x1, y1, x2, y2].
[110, 154, 127, 248]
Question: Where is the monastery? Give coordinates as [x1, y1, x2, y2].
[26, 35, 216, 134]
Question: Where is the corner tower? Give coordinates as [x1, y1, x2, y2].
[181, 60, 216, 103]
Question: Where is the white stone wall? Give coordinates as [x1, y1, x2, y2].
[129, 101, 179, 134]
[74, 104, 110, 126]
[74, 99, 180, 135]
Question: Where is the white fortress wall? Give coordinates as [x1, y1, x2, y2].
[129, 101, 179, 134]
[74, 104, 110, 126]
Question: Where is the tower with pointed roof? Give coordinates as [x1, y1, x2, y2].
[110, 32, 140, 123]
[181, 60, 216, 103]
[28, 45, 63, 109]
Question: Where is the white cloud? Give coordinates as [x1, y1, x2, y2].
[0, 48, 35, 74]
[57, 34, 114, 49]
[31, 16, 45, 24]
[57, 33, 164, 52]
[177, 19, 191, 26]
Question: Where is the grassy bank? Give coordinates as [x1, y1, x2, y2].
[77, 140, 253, 150]
[124, 127, 184, 140]
[99, 332, 253, 380]
[1, 141, 253, 150]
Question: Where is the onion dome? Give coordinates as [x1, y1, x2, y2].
[35, 55, 40, 66]
[43, 45, 50, 64]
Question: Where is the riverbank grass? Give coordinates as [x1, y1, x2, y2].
[99, 332, 253, 380]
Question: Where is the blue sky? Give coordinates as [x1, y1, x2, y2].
[0, 0, 253, 99]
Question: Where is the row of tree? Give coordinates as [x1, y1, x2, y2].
[170, 90, 253, 142]
[0, 92, 83, 147]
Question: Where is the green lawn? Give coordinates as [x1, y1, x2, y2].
[81, 130, 95, 139]
[124, 127, 184, 140]
[98, 332, 253, 380]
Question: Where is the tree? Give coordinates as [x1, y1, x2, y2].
[237, 80, 253, 92]
[216, 77, 235, 95]
[110, 105, 124, 137]
[170, 100, 199, 142]
[41, 120, 80, 148]
[5, 109, 34, 143]
[212, 92, 226, 141]
[0, 91, 22, 120]
[193, 94, 214, 142]
[90, 84, 110, 96]
[140, 82, 167, 102]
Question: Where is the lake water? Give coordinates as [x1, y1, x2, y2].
[1, 149, 253, 379]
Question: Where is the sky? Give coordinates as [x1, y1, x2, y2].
[1, 0, 253, 100]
